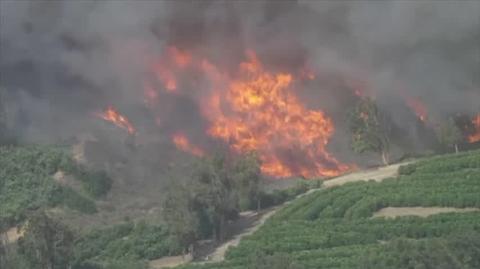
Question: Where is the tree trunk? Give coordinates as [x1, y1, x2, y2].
[218, 215, 226, 242]
[381, 151, 389, 166]
[454, 144, 459, 154]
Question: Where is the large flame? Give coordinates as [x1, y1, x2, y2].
[205, 52, 348, 178]
[172, 133, 204, 157]
[150, 46, 192, 93]
[468, 114, 480, 143]
[98, 106, 136, 135]
[142, 47, 349, 178]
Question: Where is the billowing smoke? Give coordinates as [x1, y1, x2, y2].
[1, 1, 479, 178]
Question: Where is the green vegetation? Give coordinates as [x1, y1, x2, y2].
[359, 232, 480, 269]
[3, 147, 480, 269]
[162, 153, 263, 253]
[73, 221, 180, 269]
[436, 117, 463, 154]
[348, 97, 392, 165]
[178, 149, 480, 269]
[0, 145, 111, 226]
[17, 211, 75, 269]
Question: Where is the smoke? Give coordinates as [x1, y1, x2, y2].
[1, 1, 479, 172]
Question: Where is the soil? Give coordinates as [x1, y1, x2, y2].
[4, 226, 23, 244]
[373, 207, 479, 218]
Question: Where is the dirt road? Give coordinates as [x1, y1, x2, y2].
[323, 162, 407, 188]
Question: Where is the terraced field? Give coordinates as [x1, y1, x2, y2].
[179, 150, 480, 269]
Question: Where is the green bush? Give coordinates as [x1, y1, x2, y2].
[398, 164, 416, 175]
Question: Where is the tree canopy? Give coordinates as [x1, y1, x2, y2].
[347, 97, 392, 165]
[162, 152, 262, 254]
[436, 117, 463, 153]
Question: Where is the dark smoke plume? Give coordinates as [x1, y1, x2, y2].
[1, 1, 479, 173]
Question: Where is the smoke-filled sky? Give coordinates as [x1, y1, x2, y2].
[1, 1, 479, 171]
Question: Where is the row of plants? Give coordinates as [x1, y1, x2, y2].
[72, 221, 181, 269]
[178, 149, 480, 269]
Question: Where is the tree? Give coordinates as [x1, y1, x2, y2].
[0, 88, 7, 144]
[348, 97, 392, 165]
[232, 152, 262, 211]
[193, 154, 238, 242]
[162, 152, 263, 251]
[436, 118, 463, 154]
[17, 211, 74, 269]
[162, 182, 199, 257]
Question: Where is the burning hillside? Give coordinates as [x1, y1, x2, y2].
[1, 1, 479, 180]
[97, 107, 136, 135]
[141, 48, 350, 178]
[207, 51, 349, 178]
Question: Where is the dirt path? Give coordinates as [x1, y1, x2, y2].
[373, 207, 480, 218]
[2, 227, 24, 244]
[323, 162, 407, 188]
[149, 254, 192, 269]
[205, 208, 280, 263]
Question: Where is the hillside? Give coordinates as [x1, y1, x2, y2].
[0, 145, 181, 269]
[0, 145, 111, 227]
[2, 146, 480, 269]
[178, 150, 480, 269]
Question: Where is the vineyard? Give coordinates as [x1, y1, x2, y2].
[0, 145, 111, 227]
[179, 149, 480, 269]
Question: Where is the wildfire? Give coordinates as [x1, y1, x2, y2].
[150, 46, 193, 93]
[205, 51, 349, 178]
[152, 64, 177, 92]
[142, 47, 349, 178]
[406, 97, 428, 122]
[468, 114, 480, 143]
[172, 133, 204, 157]
[98, 106, 136, 135]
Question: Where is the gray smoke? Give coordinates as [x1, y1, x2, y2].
[1, 0, 479, 169]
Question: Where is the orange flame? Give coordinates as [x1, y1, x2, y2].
[98, 106, 136, 134]
[149, 46, 193, 93]
[143, 48, 349, 178]
[172, 133, 204, 157]
[152, 64, 177, 92]
[406, 97, 428, 122]
[168, 46, 192, 68]
[468, 114, 480, 143]
[206, 51, 349, 178]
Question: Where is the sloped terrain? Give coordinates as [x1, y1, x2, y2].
[178, 150, 480, 269]
[0, 145, 111, 228]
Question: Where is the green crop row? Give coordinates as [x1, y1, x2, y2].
[72, 221, 182, 269]
[178, 150, 480, 269]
